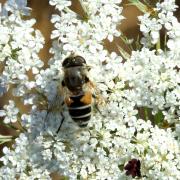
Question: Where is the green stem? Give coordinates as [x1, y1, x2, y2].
[0, 135, 17, 145]
[156, 36, 161, 50]
[144, 107, 149, 121]
[119, 33, 133, 52]
[78, 0, 89, 21]
[17, 118, 27, 132]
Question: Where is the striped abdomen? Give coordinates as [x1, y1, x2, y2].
[67, 93, 92, 127]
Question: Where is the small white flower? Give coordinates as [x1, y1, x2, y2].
[49, 0, 71, 11]
[0, 100, 19, 124]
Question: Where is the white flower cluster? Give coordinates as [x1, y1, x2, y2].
[122, 0, 180, 124]
[0, 100, 19, 124]
[130, 119, 180, 179]
[0, 0, 44, 97]
[122, 47, 180, 123]
[0, 0, 180, 180]
[0, 134, 51, 180]
[1, 92, 180, 179]
[51, 0, 123, 45]
[139, 0, 178, 47]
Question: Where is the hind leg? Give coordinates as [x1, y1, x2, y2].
[56, 112, 65, 134]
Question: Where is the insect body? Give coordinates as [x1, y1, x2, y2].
[62, 55, 93, 128]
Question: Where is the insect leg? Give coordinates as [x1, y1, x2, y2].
[56, 112, 65, 134]
[92, 94, 105, 117]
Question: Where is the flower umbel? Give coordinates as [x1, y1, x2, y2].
[0, 0, 180, 179]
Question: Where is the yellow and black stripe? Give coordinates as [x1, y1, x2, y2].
[68, 94, 91, 127]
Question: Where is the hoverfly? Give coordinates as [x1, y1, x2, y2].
[55, 55, 104, 133]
